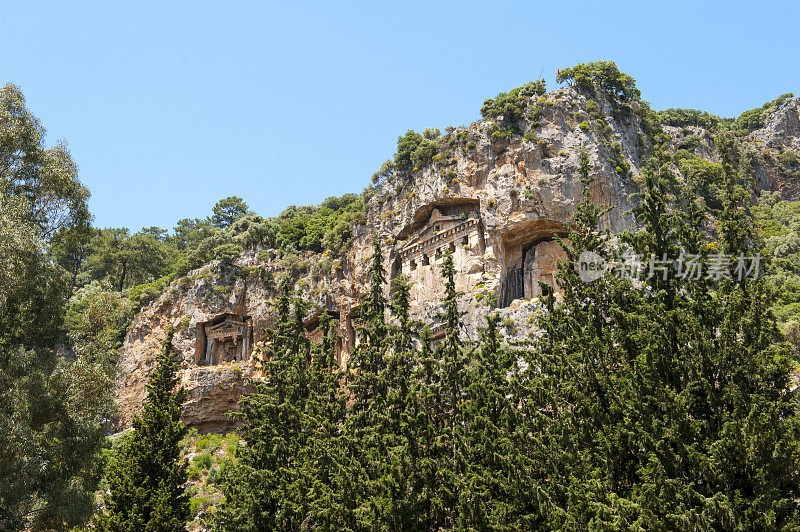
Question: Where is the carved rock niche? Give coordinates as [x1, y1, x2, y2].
[499, 219, 569, 307]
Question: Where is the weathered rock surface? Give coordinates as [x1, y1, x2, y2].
[115, 85, 800, 431]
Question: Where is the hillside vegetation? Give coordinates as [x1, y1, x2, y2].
[3, 61, 800, 529]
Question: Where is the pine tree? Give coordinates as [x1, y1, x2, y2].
[97, 327, 189, 531]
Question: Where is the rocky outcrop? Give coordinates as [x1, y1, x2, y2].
[115, 85, 800, 431]
[115, 252, 352, 431]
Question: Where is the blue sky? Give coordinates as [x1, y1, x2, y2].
[1, 1, 797, 231]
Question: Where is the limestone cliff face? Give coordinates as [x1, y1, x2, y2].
[116, 252, 352, 432]
[115, 86, 800, 431]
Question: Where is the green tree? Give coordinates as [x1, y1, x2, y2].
[211, 196, 249, 229]
[530, 150, 800, 528]
[0, 345, 107, 530]
[435, 250, 468, 527]
[171, 217, 214, 251]
[83, 228, 176, 291]
[64, 282, 133, 425]
[214, 276, 314, 530]
[0, 84, 91, 242]
[97, 328, 190, 531]
[0, 86, 105, 528]
[556, 60, 640, 102]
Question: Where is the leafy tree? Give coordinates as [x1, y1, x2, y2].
[0, 84, 91, 242]
[0, 195, 70, 347]
[0, 345, 107, 530]
[371, 159, 395, 184]
[274, 194, 363, 255]
[83, 228, 176, 291]
[0, 86, 105, 530]
[50, 222, 93, 288]
[139, 226, 168, 241]
[65, 281, 133, 420]
[96, 328, 190, 531]
[211, 196, 249, 229]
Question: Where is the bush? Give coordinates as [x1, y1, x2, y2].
[657, 108, 720, 129]
[194, 453, 213, 471]
[213, 244, 243, 263]
[733, 93, 794, 133]
[557, 61, 640, 102]
[480, 79, 546, 122]
[190, 495, 214, 516]
[394, 130, 439, 172]
[126, 275, 172, 309]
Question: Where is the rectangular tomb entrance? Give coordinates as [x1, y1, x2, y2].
[195, 313, 253, 366]
[499, 221, 569, 307]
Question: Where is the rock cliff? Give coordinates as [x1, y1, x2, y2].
[115, 83, 800, 432]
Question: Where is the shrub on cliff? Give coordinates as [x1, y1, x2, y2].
[657, 107, 721, 129]
[479, 79, 546, 122]
[732, 93, 795, 133]
[557, 60, 640, 102]
[394, 129, 439, 172]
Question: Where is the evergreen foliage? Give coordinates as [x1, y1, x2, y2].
[528, 150, 800, 528]
[394, 130, 440, 172]
[96, 328, 190, 531]
[657, 108, 721, 130]
[207, 149, 800, 530]
[212, 196, 250, 229]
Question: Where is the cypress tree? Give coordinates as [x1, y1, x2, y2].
[339, 238, 391, 527]
[531, 149, 800, 528]
[214, 278, 313, 531]
[372, 273, 429, 529]
[97, 327, 190, 531]
[303, 312, 351, 529]
[437, 250, 469, 527]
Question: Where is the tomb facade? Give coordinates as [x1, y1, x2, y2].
[195, 313, 253, 366]
[396, 203, 484, 302]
